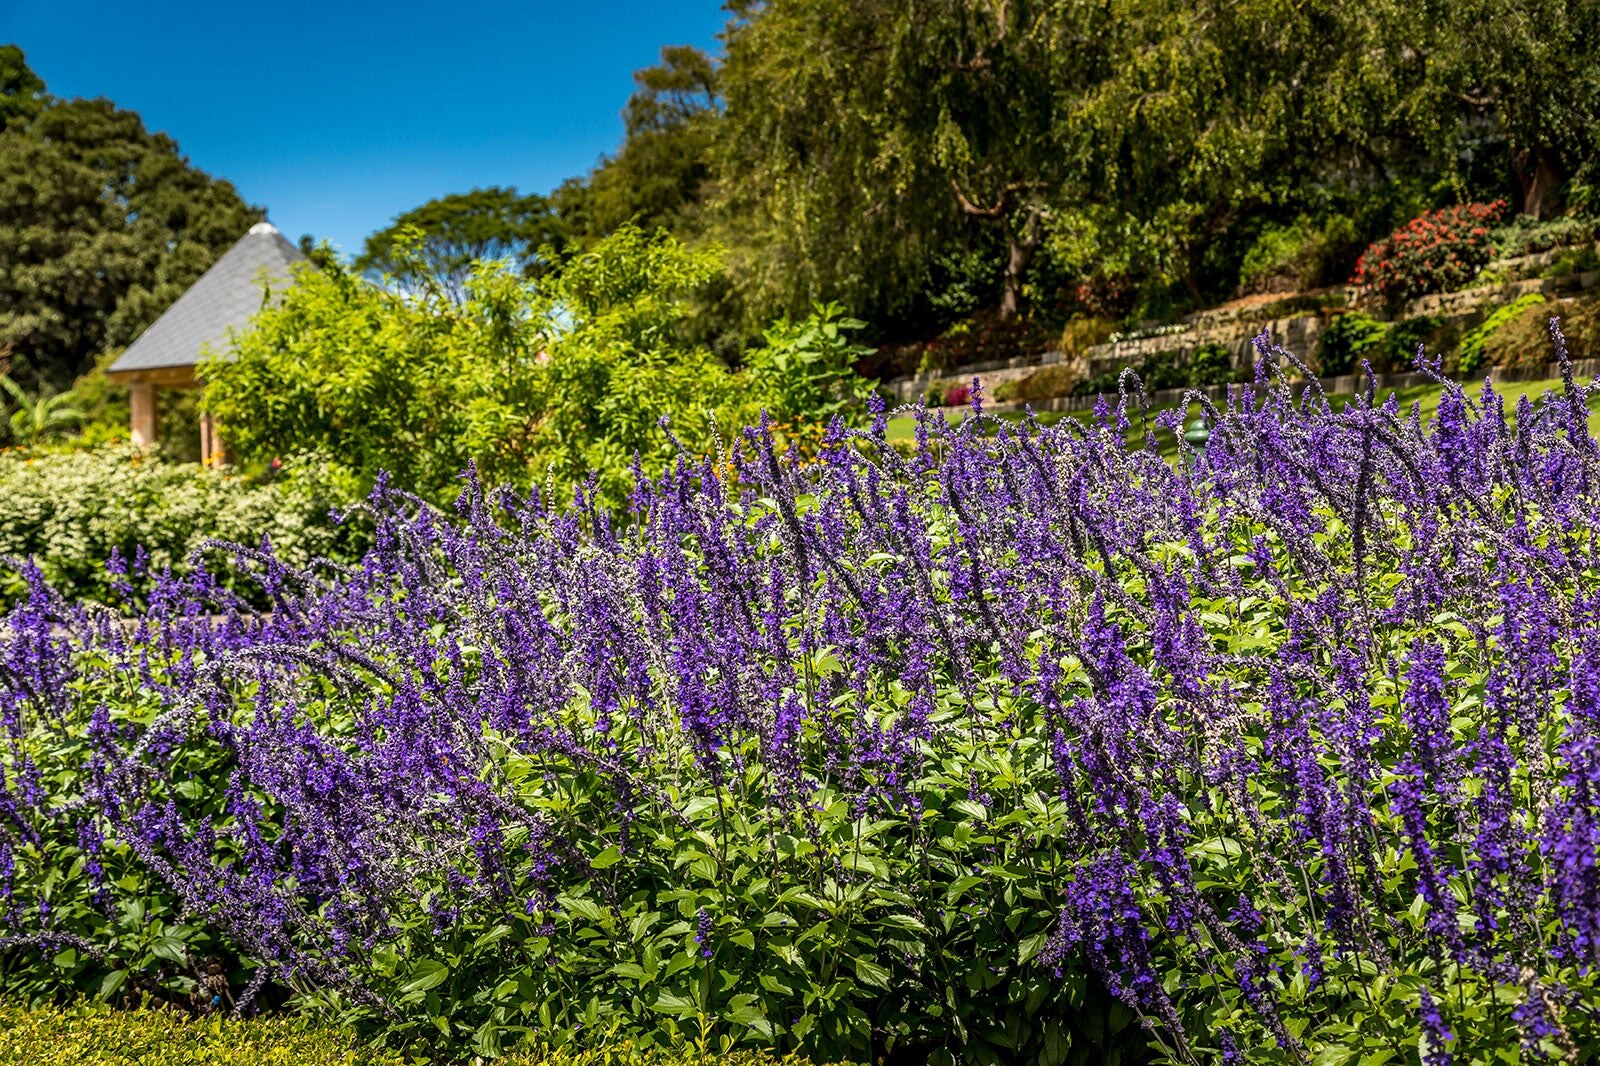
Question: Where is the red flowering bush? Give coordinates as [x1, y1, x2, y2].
[1353, 201, 1505, 305]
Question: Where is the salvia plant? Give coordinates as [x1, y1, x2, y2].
[3, 325, 1600, 1065]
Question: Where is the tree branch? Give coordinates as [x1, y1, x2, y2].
[950, 180, 1035, 219]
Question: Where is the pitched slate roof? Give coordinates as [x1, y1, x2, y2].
[107, 221, 305, 375]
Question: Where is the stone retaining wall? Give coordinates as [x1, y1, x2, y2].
[882, 244, 1600, 407]
[894, 357, 1600, 419]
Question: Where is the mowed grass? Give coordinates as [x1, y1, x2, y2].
[886, 378, 1600, 458]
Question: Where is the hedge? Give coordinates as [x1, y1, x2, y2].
[0, 1002, 835, 1066]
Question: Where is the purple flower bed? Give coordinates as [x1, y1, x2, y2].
[4, 331, 1600, 1063]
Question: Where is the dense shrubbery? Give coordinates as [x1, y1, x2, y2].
[1072, 343, 1234, 398]
[1316, 313, 1447, 376]
[1353, 202, 1505, 306]
[0, 1000, 408, 1065]
[201, 228, 874, 506]
[0, 1001, 825, 1066]
[1490, 213, 1600, 260]
[0, 446, 365, 607]
[6, 330, 1600, 1063]
[1458, 293, 1549, 376]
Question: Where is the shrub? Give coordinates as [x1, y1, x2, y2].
[1381, 313, 1445, 369]
[0, 1001, 831, 1066]
[0, 1001, 406, 1066]
[1073, 343, 1234, 397]
[1478, 292, 1600, 371]
[0, 446, 364, 607]
[1458, 292, 1548, 375]
[203, 228, 875, 506]
[743, 304, 877, 425]
[992, 365, 1083, 405]
[1316, 313, 1444, 375]
[942, 382, 972, 406]
[1056, 316, 1115, 359]
[1489, 212, 1599, 258]
[1316, 311, 1389, 375]
[1547, 242, 1600, 279]
[1353, 201, 1505, 305]
[7, 341, 1600, 1063]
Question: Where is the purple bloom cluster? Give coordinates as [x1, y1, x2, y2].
[4, 334, 1600, 1057]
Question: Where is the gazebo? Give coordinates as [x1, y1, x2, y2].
[107, 220, 304, 462]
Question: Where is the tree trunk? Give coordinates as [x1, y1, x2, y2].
[1513, 146, 1564, 220]
[998, 210, 1042, 320]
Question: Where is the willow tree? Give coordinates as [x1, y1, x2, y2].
[714, 0, 1107, 323]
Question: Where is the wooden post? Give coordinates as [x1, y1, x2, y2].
[199, 411, 228, 466]
[130, 383, 158, 448]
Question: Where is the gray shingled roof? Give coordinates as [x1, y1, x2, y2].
[108, 222, 306, 374]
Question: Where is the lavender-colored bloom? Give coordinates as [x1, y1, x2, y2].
[2, 331, 1599, 1057]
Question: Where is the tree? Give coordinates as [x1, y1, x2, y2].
[711, 0, 963, 329]
[356, 186, 567, 300]
[710, 1, 1137, 323]
[0, 44, 44, 133]
[554, 45, 722, 247]
[0, 48, 257, 390]
[1434, 0, 1600, 218]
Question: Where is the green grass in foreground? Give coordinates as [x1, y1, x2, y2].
[888, 377, 1600, 458]
[0, 1001, 831, 1066]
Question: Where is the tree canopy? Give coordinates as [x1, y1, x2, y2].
[355, 186, 567, 300]
[554, 45, 722, 244]
[0, 46, 257, 390]
[545, 0, 1600, 334]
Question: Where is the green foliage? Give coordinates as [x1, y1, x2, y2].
[357, 187, 567, 301]
[0, 1002, 834, 1066]
[203, 227, 874, 505]
[556, 47, 720, 242]
[1074, 343, 1235, 397]
[0, 375, 82, 445]
[1236, 215, 1360, 295]
[1318, 312, 1447, 376]
[1237, 221, 1312, 294]
[10, 647, 1147, 1065]
[1318, 312, 1393, 375]
[1459, 292, 1547, 375]
[712, 0, 1081, 326]
[0, 1002, 406, 1066]
[1382, 314, 1445, 368]
[200, 255, 542, 499]
[1490, 212, 1600, 258]
[60, 354, 132, 450]
[991, 364, 1083, 405]
[0, 49, 256, 390]
[0, 446, 364, 606]
[744, 305, 877, 424]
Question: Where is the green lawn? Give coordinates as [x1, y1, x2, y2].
[888, 378, 1600, 457]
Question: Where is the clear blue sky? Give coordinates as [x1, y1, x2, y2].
[2, 0, 728, 256]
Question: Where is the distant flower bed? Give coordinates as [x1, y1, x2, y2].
[4, 334, 1600, 1063]
[1354, 201, 1505, 306]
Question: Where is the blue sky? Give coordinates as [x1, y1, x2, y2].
[2, 0, 728, 256]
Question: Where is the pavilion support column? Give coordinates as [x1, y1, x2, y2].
[199, 411, 229, 467]
[129, 383, 158, 449]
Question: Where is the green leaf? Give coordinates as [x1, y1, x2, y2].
[400, 959, 451, 995]
[853, 956, 891, 989]
[649, 991, 699, 1016]
[1017, 932, 1049, 965]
